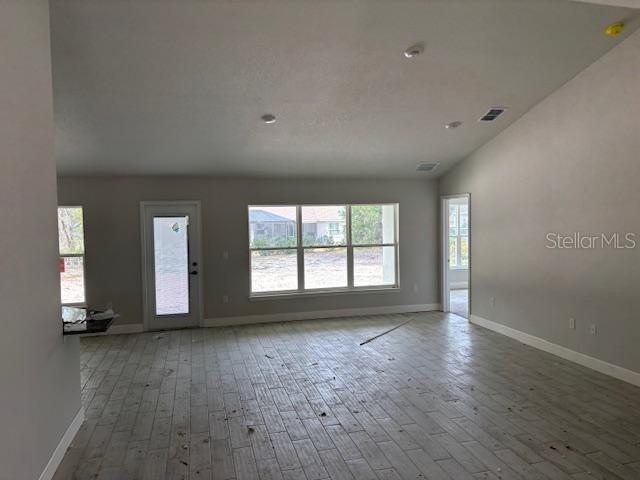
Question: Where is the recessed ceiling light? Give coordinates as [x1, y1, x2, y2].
[403, 43, 424, 58]
[261, 114, 276, 124]
[445, 121, 462, 129]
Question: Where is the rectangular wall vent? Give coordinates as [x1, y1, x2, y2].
[479, 107, 506, 122]
[416, 162, 439, 172]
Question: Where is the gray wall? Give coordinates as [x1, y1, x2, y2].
[57, 177, 439, 325]
[440, 29, 640, 373]
[0, 2, 81, 479]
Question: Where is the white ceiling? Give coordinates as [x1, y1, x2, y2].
[50, 0, 638, 178]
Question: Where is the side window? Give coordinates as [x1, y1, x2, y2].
[58, 206, 86, 305]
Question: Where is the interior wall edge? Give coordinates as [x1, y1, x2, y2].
[37, 407, 85, 480]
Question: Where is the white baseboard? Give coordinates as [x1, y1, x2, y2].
[38, 407, 85, 480]
[108, 323, 144, 335]
[204, 303, 441, 328]
[470, 314, 640, 387]
[80, 323, 144, 337]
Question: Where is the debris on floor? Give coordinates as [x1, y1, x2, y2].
[359, 317, 415, 345]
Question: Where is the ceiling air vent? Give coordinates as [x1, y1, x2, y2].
[416, 162, 439, 172]
[479, 107, 506, 122]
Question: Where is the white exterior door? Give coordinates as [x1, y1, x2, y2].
[141, 201, 202, 331]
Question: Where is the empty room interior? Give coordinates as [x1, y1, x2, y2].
[3, 1, 640, 479]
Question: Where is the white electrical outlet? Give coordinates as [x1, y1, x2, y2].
[222, 295, 229, 304]
[222, 251, 229, 260]
[413, 283, 419, 293]
[590, 324, 597, 335]
[569, 317, 576, 330]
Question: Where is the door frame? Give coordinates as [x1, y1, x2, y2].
[441, 193, 471, 317]
[140, 200, 204, 331]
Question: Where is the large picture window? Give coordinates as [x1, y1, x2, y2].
[448, 203, 468, 269]
[58, 206, 86, 305]
[249, 204, 398, 295]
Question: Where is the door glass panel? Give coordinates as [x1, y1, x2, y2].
[154, 216, 190, 315]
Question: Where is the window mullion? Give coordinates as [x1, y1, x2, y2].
[346, 205, 354, 288]
[296, 205, 305, 291]
[395, 203, 399, 286]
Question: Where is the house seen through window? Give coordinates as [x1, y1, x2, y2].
[249, 204, 398, 294]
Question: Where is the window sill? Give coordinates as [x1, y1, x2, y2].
[250, 286, 400, 301]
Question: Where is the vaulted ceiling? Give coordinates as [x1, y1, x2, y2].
[51, 0, 639, 178]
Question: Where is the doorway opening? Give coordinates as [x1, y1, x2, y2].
[441, 194, 470, 319]
[140, 201, 203, 331]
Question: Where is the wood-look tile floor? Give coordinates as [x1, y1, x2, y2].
[449, 290, 469, 319]
[54, 312, 640, 480]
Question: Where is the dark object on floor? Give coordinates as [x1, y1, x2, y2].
[359, 317, 415, 345]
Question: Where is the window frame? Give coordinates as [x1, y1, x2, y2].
[248, 204, 400, 298]
[58, 205, 87, 306]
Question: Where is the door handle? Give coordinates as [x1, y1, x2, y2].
[189, 271, 198, 275]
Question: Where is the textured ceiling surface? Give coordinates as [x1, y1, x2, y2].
[51, 0, 638, 178]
